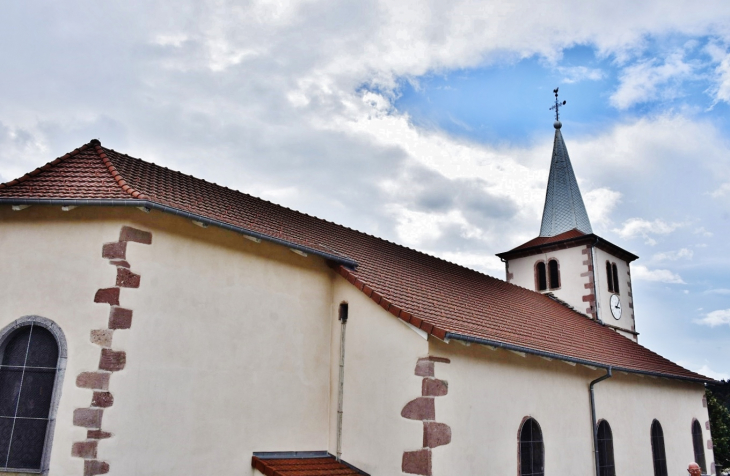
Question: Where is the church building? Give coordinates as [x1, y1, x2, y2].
[0, 106, 716, 475]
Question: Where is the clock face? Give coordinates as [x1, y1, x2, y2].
[610, 294, 622, 320]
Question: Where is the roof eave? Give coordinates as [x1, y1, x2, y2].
[444, 333, 713, 384]
[497, 233, 639, 263]
[0, 198, 358, 269]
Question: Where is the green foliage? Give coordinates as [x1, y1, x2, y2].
[707, 387, 730, 472]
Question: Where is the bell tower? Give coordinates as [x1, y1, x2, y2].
[497, 89, 640, 341]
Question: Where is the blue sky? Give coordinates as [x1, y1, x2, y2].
[0, 1, 729, 379]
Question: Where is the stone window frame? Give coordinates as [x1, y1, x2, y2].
[691, 418, 707, 474]
[596, 419, 616, 476]
[650, 419, 668, 476]
[547, 259, 560, 291]
[606, 261, 620, 295]
[0, 316, 67, 475]
[517, 416, 544, 476]
[534, 261, 547, 292]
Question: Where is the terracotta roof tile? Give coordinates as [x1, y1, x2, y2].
[508, 228, 587, 251]
[0, 141, 709, 382]
[252, 456, 365, 476]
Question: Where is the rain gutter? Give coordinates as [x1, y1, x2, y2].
[1, 198, 358, 269]
[444, 332, 711, 384]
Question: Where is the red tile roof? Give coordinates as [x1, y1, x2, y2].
[497, 228, 639, 263]
[252, 455, 365, 476]
[508, 228, 587, 251]
[0, 140, 709, 382]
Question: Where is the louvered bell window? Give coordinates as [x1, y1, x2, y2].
[0, 325, 59, 471]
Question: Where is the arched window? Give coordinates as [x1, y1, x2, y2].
[650, 420, 668, 476]
[519, 417, 544, 476]
[536, 262, 547, 291]
[691, 419, 707, 473]
[0, 322, 61, 471]
[548, 260, 560, 289]
[597, 420, 615, 476]
[612, 263, 620, 294]
[606, 261, 614, 293]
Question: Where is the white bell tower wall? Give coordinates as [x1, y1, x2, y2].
[506, 244, 594, 318]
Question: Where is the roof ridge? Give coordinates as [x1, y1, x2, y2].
[93, 142, 147, 199]
[0, 142, 93, 189]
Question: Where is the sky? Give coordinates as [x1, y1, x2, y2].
[0, 1, 729, 379]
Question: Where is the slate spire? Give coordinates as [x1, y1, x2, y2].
[539, 120, 593, 237]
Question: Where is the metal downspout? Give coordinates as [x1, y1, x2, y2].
[336, 303, 349, 462]
[590, 367, 612, 476]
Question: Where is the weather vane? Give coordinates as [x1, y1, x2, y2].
[549, 87, 567, 122]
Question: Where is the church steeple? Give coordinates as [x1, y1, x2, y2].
[539, 90, 592, 237]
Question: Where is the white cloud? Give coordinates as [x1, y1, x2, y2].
[583, 187, 621, 228]
[652, 248, 693, 261]
[711, 182, 730, 197]
[705, 288, 730, 295]
[696, 309, 730, 327]
[613, 218, 684, 245]
[610, 50, 694, 109]
[695, 365, 729, 381]
[631, 265, 685, 284]
[558, 66, 605, 84]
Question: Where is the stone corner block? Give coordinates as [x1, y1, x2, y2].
[401, 397, 435, 421]
[402, 449, 431, 476]
[119, 226, 152, 245]
[84, 460, 110, 476]
[76, 372, 110, 391]
[73, 408, 103, 429]
[72, 440, 98, 459]
[108, 307, 133, 330]
[116, 268, 140, 288]
[424, 421, 452, 448]
[415, 360, 434, 377]
[93, 288, 120, 306]
[422, 378, 448, 397]
[101, 241, 126, 260]
[99, 349, 126, 372]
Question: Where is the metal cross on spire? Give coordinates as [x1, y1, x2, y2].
[549, 87, 567, 122]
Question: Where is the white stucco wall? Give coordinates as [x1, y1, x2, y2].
[329, 278, 428, 475]
[0, 206, 337, 475]
[507, 245, 591, 315]
[429, 338, 713, 476]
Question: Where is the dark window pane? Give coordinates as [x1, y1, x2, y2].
[651, 420, 668, 476]
[0, 325, 59, 470]
[16, 370, 56, 419]
[612, 264, 620, 294]
[606, 262, 613, 292]
[6, 418, 48, 470]
[0, 418, 12, 467]
[520, 418, 544, 476]
[597, 421, 615, 476]
[692, 420, 706, 472]
[548, 260, 559, 289]
[0, 369, 23, 417]
[25, 328, 58, 368]
[1, 328, 31, 367]
[536, 263, 547, 291]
